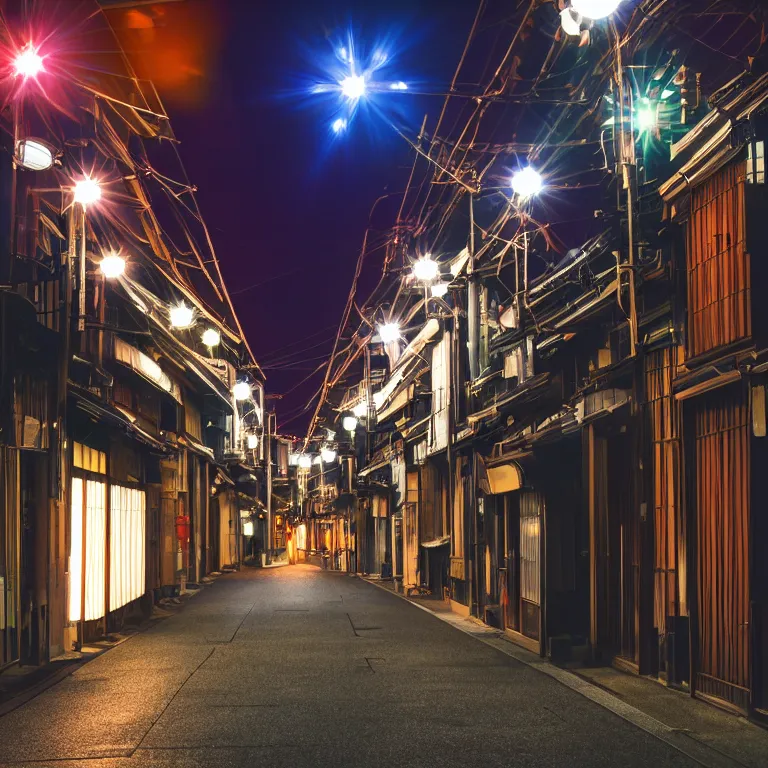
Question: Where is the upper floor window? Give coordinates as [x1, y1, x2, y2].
[747, 140, 765, 184]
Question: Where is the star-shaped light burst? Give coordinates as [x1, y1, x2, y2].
[310, 33, 411, 138]
[13, 45, 44, 78]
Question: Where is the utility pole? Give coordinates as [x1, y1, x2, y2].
[265, 408, 278, 561]
[467, 194, 479, 380]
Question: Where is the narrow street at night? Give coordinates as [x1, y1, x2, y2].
[0, 565, 763, 768]
[2, 2, 768, 765]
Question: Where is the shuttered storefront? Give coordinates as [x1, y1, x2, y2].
[693, 387, 750, 711]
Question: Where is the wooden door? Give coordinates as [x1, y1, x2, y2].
[645, 348, 685, 677]
[693, 387, 750, 711]
[504, 494, 520, 632]
[519, 492, 543, 641]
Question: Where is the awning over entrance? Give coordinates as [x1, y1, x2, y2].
[421, 536, 450, 549]
[485, 462, 523, 495]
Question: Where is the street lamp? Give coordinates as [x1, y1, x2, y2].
[377, 322, 401, 344]
[233, 381, 252, 401]
[511, 167, 543, 199]
[412, 255, 439, 282]
[202, 328, 221, 347]
[352, 401, 368, 418]
[560, 8, 582, 36]
[247, 433, 259, 450]
[571, 0, 621, 20]
[298, 454, 312, 469]
[13, 47, 44, 78]
[340, 74, 366, 100]
[73, 177, 102, 207]
[99, 252, 125, 279]
[321, 447, 337, 463]
[169, 302, 195, 329]
[15, 139, 54, 171]
[342, 415, 358, 433]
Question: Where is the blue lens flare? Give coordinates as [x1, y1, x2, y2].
[303, 29, 413, 141]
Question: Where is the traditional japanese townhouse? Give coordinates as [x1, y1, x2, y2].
[1, 1, 265, 660]
[659, 71, 768, 717]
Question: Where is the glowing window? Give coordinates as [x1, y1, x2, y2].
[109, 486, 146, 611]
[69, 478, 107, 622]
[747, 140, 765, 184]
[73, 442, 106, 474]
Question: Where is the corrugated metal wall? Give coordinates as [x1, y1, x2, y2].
[694, 386, 750, 711]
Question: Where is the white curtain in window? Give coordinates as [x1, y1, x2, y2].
[429, 332, 451, 454]
[69, 478, 107, 622]
[520, 492, 542, 606]
[109, 486, 146, 611]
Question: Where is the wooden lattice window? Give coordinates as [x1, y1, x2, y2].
[686, 162, 751, 358]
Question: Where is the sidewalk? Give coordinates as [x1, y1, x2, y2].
[363, 577, 768, 768]
[0, 575, 213, 718]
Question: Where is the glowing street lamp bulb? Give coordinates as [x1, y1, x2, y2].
[413, 255, 439, 282]
[511, 167, 543, 199]
[636, 103, 657, 132]
[560, 9, 582, 36]
[298, 454, 312, 469]
[343, 415, 358, 433]
[202, 328, 221, 347]
[233, 381, 251, 401]
[14, 47, 44, 78]
[73, 177, 101, 207]
[332, 118, 347, 134]
[378, 322, 401, 344]
[352, 401, 368, 419]
[169, 303, 194, 329]
[99, 253, 125, 279]
[571, 0, 621, 20]
[247, 434, 258, 450]
[320, 447, 337, 463]
[340, 74, 366, 100]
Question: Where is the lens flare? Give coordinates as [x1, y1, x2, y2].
[73, 177, 102, 207]
[340, 74, 366, 100]
[13, 47, 44, 78]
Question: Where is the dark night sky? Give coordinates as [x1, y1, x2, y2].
[148, 0, 475, 434]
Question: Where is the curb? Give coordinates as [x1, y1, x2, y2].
[360, 577, 748, 768]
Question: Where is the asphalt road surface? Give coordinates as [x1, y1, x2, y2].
[0, 565, 698, 767]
